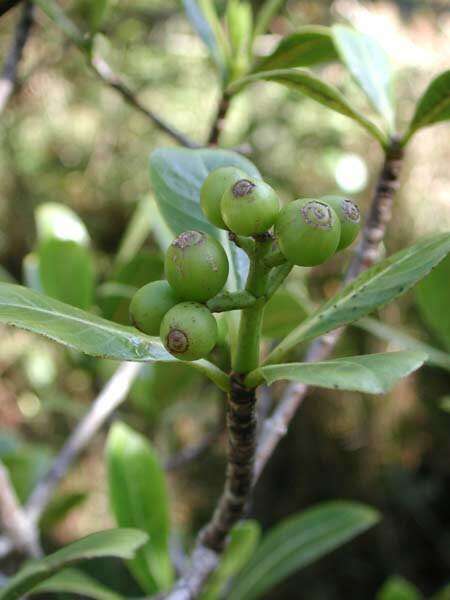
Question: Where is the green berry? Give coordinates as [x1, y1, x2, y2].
[165, 230, 229, 302]
[220, 177, 280, 236]
[200, 166, 247, 229]
[160, 301, 218, 361]
[130, 280, 179, 336]
[321, 195, 361, 251]
[275, 199, 341, 266]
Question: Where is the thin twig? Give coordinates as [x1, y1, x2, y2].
[0, 1, 34, 114]
[90, 55, 200, 148]
[0, 461, 41, 558]
[25, 362, 142, 524]
[253, 136, 404, 481]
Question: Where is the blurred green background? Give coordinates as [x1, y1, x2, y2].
[0, 0, 450, 598]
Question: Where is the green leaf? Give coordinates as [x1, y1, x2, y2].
[404, 70, 450, 143]
[227, 0, 253, 79]
[39, 239, 95, 310]
[229, 501, 380, 600]
[253, 0, 287, 39]
[332, 25, 395, 132]
[201, 520, 261, 600]
[415, 253, 450, 352]
[35, 202, 90, 246]
[376, 576, 421, 600]
[182, 0, 227, 77]
[88, 0, 109, 31]
[253, 26, 338, 72]
[31, 568, 123, 600]
[258, 351, 426, 394]
[354, 317, 450, 373]
[106, 423, 173, 594]
[263, 233, 450, 368]
[149, 147, 259, 291]
[0, 283, 230, 391]
[0, 529, 148, 600]
[230, 68, 387, 145]
[262, 288, 310, 339]
[39, 492, 88, 532]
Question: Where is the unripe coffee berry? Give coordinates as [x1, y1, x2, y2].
[130, 280, 179, 336]
[275, 199, 341, 266]
[321, 195, 361, 251]
[165, 230, 229, 302]
[220, 177, 280, 236]
[160, 301, 218, 361]
[200, 166, 247, 229]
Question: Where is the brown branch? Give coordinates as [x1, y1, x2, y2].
[207, 92, 231, 146]
[0, 461, 41, 558]
[0, 1, 34, 114]
[253, 136, 404, 481]
[90, 56, 200, 149]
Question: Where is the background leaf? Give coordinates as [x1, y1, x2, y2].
[38, 239, 95, 310]
[201, 520, 261, 600]
[262, 288, 310, 339]
[354, 317, 450, 372]
[31, 568, 123, 600]
[253, 26, 338, 72]
[332, 25, 395, 132]
[376, 576, 421, 600]
[106, 422, 173, 594]
[404, 70, 450, 143]
[0, 529, 148, 600]
[231, 68, 387, 145]
[415, 253, 450, 352]
[229, 501, 379, 600]
[259, 351, 426, 393]
[265, 233, 450, 366]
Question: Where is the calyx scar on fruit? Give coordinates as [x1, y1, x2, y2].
[275, 198, 341, 266]
[165, 230, 229, 302]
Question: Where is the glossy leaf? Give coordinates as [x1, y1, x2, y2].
[253, 26, 338, 72]
[149, 147, 259, 291]
[376, 576, 421, 600]
[31, 568, 123, 600]
[0, 529, 148, 600]
[332, 25, 395, 132]
[106, 423, 173, 594]
[354, 317, 450, 372]
[201, 520, 261, 600]
[229, 501, 379, 600]
[264, 233, 450, 367]
[404, 70, 450, 143]
[230, 68, 387, 145]
[39, 239, 95, 310]
[0, 283, 230, 391]
[415, 253, 450, 352]
[258, 351, 426, 394]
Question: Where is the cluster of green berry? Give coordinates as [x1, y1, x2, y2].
[129, 166, 361, 362]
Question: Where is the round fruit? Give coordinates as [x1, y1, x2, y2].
[321, 195, 361, 251]
[160, 301, 218, 361]
[275, 198, 341, 266]
[165, 230, 229, 302]
[200, 166, 248, 229]
[130, 280, 179, 336]
[220, 177, 280, 236]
